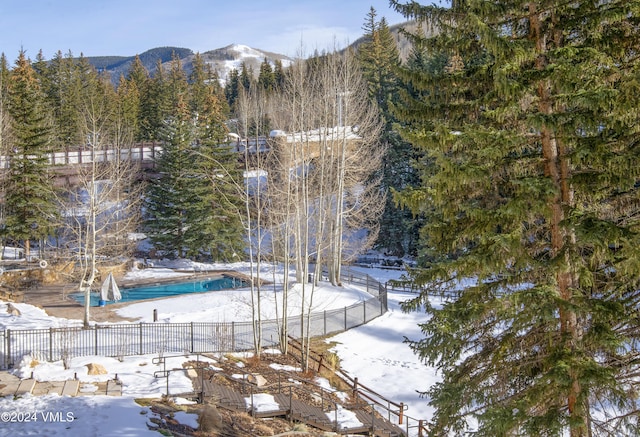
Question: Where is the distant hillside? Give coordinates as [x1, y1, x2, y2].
[86, 44, 291, 84]
[86, 46, 194, 79]
[83, 20, 424, 84]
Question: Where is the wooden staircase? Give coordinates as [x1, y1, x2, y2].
[190, 370, 405, 436]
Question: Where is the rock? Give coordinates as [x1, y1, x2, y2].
[86, 363, 108, 375]
[247, 373, 267, 387]
[6, 303, 21, 316]
[198, 404, 222, 432]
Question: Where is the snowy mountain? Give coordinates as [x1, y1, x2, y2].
[188, 43, 293, 83]
[86, 44, 293, 84]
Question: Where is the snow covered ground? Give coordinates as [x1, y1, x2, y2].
[0, 261, 437, 436]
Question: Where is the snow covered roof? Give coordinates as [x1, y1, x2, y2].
[280, 126, 362, 143]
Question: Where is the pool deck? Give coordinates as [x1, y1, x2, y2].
[19, 269, 247, 324]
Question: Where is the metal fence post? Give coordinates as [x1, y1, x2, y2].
[49, 327, 53, 362]
[324, 310, 327, 336]
[139, 323, 143, 355]
[363, 300, 366, 323]
[95, 326, 99, 356]
[6, 330, 10, 369]
[1, 331, 5, 369]
[190, 322, 194, 353]
[231, 322, 235, 352]
[344, 307, 347, 331]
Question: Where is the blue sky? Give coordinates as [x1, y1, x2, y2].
[0, 0, 410, 60]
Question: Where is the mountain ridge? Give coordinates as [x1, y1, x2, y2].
[84, 21, 422, 83]
[86, 44, 293, 83]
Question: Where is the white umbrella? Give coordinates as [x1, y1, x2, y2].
[100, 272, 122, 302]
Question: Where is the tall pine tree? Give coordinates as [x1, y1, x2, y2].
[144, 97, 201, 258]
[190, 53, 245, 261]
[44, 50, 85, 150]
[138, 59, 170, 141]
[358, 7, 421, 257]
[257, 58, 276, 92]
[145, 54, 243, 260]
[5, 51, 58, 258]
[124, 55, 149, 141]
[392, 0, 640, 435]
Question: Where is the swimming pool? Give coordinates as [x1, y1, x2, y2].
[71, 275, 245, 306]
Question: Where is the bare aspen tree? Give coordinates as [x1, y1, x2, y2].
[319, 49, 384, 285]
[277, 53, 316, 368]
[59, 74, 143, 327]
[266, 58, 310, 354]
[267, 48, 383, 369]
[236, 84, 272, 358]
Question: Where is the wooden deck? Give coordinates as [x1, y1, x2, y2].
[190, 370, 405, 436]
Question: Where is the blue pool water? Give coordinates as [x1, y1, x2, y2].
[72, 276, 245, 306]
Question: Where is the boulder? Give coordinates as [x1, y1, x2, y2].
[6, 303, 21, 316]
[86, 363, 108, 375]
[198, 404, 222, 432]
[247, 373, 267, 387]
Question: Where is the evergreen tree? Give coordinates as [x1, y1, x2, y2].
[189, 53, 229, 118]
[239, 62, 253, 91]
[139, 59, 169, 140]
[272, 59, 285, 91]
[144, 98, 198, 258]
[166, 52, 188, 108]
[189, 52, 244, 258]
[358, 7, 421, 257]
[44, 50, 85, 150]
[0, 53, 9, 146]
[32, 50, 49, 83]
[5, 51, 58, 258]
[123, 55, 149, 141]
[189, 53, 209, 113]
[257, 57, 275, 92]
[189, 68, 245, 261]
[126, 54, 149, 86]
[392, 1, 640, 435]
[0, 53, 9, 232]
[145, 62, 243, 261]
[114, 74, 140, 143]
[359, 9, 399, 114]
[224, 68, 240, 111]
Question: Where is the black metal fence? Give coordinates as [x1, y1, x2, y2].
[0, 268, 387, 369]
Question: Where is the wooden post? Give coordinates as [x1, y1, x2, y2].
[399, 402, 405, 425]
[419, 419, 425, 437]
[353, 377, 358, 399]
